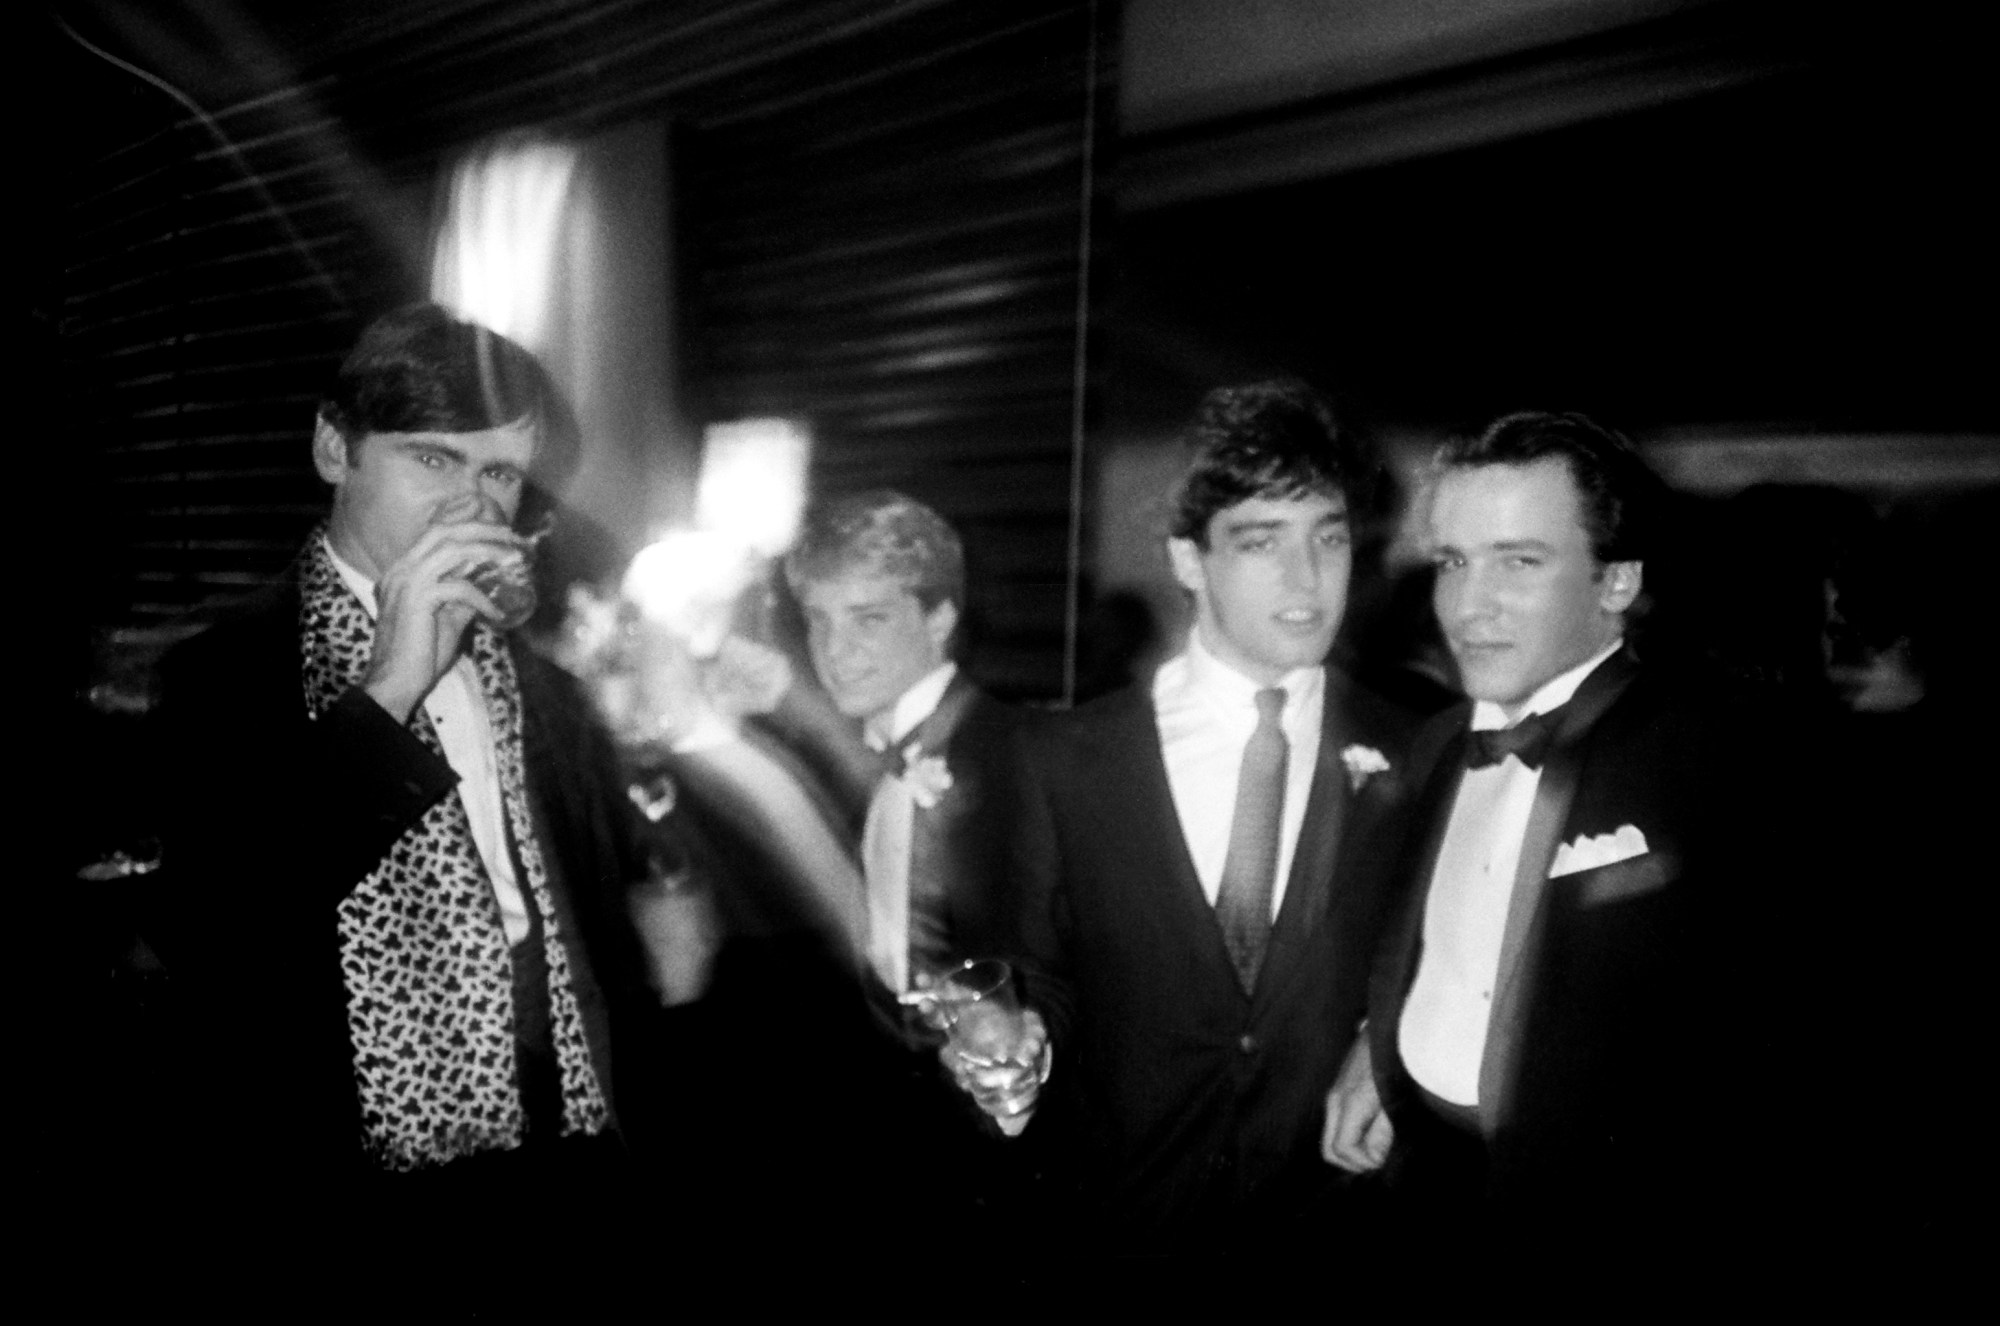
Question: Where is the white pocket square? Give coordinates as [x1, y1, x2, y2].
[1550, 824, 1649, 878]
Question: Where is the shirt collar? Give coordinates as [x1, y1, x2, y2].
[1471, 637, 1623, 731]
[867, 660, 959, 750]
[323, 535, 380, 620]
[1182, 626, 1324, 717]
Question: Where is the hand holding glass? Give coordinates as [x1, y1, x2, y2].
[434, 494, 553, 632]
[929, 959, 1046, 1137]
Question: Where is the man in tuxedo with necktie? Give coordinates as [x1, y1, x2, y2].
[1009, 382, 1417, 1258]
[1321, 410, 1829, 1270]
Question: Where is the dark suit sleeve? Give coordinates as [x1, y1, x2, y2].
[999, 717, 1077, 1045]
[153, 616, 460, 948]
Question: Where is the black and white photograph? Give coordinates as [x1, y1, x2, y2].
[35, 0, 1991, 1310]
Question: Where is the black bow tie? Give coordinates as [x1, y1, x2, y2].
[1464, 707, 1565, 770]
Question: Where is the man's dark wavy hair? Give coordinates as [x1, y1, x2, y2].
[1168, 380, 1375, 547]
[317, 302, 578, 495]
[1437, 410, 1663, 564]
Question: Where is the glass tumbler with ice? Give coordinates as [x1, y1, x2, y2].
[435, 495, 552, 632]
[933, 958, 1041, 1137]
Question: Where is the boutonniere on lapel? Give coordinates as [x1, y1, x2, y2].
[898, 742, 955, 809]
[1339, 744, 1391, 793]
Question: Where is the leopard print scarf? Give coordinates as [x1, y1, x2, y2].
[297, 531, 610, 1170]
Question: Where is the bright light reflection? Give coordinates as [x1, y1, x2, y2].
[430, 137, 580, 353]
[621, 529, 756, 657]
[695, 418, 812, 558]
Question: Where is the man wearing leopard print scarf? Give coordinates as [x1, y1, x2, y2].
[156, 305, 709, 1219]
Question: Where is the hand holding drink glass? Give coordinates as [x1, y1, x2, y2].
[920, 959, 1050, 1137]
[436, 492, 554, 631]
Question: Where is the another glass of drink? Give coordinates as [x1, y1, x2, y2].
[930, 958, 1042, 1137]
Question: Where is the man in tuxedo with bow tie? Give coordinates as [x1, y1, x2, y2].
[781, 490, 1030, 1015]
[1322, 411, 1825, 1266]
[1009, 382, 1417, 1259]
[772, 491, 1047, 1234]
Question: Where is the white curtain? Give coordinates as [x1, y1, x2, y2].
[430, 136, 580, 356]
[428, 120, 689, 553]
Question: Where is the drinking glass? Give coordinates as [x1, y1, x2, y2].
[458, 508, 555, 631]
[929, 958, 1040, 1137]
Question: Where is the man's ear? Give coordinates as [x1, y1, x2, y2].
[311, 416, 351, 484]
[1167, 537, 1207, 596]
[1599, 560, 1643, 614]
[924, 598, 960, 654]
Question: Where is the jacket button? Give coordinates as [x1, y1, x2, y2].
[1238, 1034, 1258, 1054]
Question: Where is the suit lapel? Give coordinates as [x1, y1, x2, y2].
[1254, 673, 1346, 1009]
[900, 672, 978, 761]
[1476, 650, 1641, 1133]
[1097, 690, 1245, 991]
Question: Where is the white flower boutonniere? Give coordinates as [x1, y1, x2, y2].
[1340, 743, 1391, 793]
[900, 742, 955, 809]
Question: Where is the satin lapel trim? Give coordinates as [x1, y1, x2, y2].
[900, 673, 978, 760]
[1476, 651, 1642, 1135]
[1255, 687, 1346, 1008]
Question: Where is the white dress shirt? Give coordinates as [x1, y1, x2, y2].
[326, 539, 531, 946]
[1398, 639, 1623, 1105]
[1153, 629, 1326, 919]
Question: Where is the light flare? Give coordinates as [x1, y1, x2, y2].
[694, 418, 812, 559]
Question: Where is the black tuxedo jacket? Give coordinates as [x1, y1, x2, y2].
[895, 672, 1026, 975]
[1368, 650, 1830, 1229]
[151, 565, 687, 1184]
[1011, 665, 1416, 1245]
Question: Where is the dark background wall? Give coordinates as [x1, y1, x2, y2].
[44, 0, 1107, 711]
[38, 0, 1996, 786]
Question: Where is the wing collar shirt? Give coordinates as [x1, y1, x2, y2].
[1154, 628, 1326, 918]
[325, 538, 531, 946]
[1399, 637, 1624, 1105]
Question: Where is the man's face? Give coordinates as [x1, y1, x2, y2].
[796, 571, 956, 731]
[1169, 491, 1352, 685]
[1427, 458, 1640, 716]
[313, 416, 538, 581]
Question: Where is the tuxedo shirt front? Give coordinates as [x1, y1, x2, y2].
[1399, 639, 1621, 1104]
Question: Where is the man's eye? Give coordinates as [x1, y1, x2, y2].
[485, 469, 524, 488]
[415, 451, 445, 469]
[1507, 556, 1542, 570]
[1236, 536, 1274, 553]
[1317, 529, 1350, 548]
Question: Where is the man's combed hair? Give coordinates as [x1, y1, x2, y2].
[783, 489, 965, 613]
[319, 302, 579, 505]
[1169, 380, 1372, 546]
[1438, 410, 1663, 564]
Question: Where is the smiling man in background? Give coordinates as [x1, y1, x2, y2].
[782, 489, 1028, 1008]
